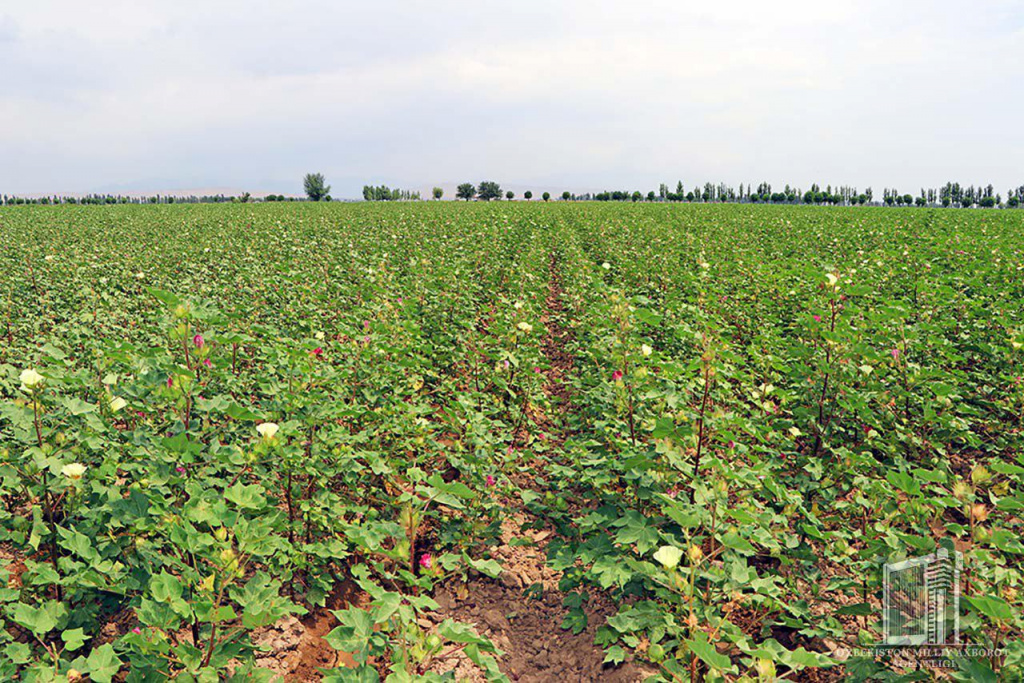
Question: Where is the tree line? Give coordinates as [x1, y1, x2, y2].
[5, 175, 1021, 207]
[362, 185, 421, 201]
[585, 180, 1024, 208]
[0, 193, 271, 206]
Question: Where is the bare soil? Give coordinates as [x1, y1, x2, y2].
[428, 254, 650, 682]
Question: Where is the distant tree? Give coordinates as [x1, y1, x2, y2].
[647, 191, 656, 202]
[456, 183, 476, 201]
[979, 196, 997, 208]
[476, 181, 502, 201]
[915, 196, 926, 207]
[1009, 197, 1020, 208]
[542, 191, 551, 202]
[561, 191, 571, 201]
[524, 191, 533, 200]
[506, 191, 514, 200]
[303, 173, 331, 201]
[432, 187, 443, 200]
[238, 192, 252, 203]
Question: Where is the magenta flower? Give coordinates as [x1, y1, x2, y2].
[503, 360, 510, 369]
[131, 627, 142, 635]
[312, 347, 323, 358]
[533, 366, 541, 374]
[363, 320, 370, 330]
[166, 376, 174, 388]
[176, 466, 186, 474]
[419, 553, 432, 569]
[486, 475, 495, 487]
[611, 370, 624, 381]
[363, 335, 370, 344]
[193, 334, 204, 349]
[203, 358, 212, 368]
[891, 348, 900, 359]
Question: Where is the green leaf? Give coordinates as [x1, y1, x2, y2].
[9, 600, 67, 636]
[62, 397, 97, 416]
[467, 557, 502, 578]
[967, 595, 1013, 622]
[835, 602, 872, 616]
[151, 572, 184, 602]
[686, 631, 733, 672]
[86, 643, 122, 683]
[719, 531, 756, 555]
[61, 627, 90, 651]
[224, 482, 267, 509]
[437, 619, 493, 648]
[4, 642, 32, 665]
[325, 607, 375, 664]
[614, 511, 661, 554]
[226, 403, 264, 421]
[886, 471, 921, 497]
[146, 287, 181, 306]
[603, 645, 626, 664]
[371, 592, 402, 624]
[233, 573, 305, 629]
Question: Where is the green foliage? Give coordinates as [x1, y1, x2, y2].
[0, 202, 1021, 680]
[476, 181, 502, 201]
[303, 172, 331, 201]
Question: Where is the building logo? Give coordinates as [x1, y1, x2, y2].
[883, 548, 961, 646]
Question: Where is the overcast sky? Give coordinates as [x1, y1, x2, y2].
[2, 1, 1022, 197]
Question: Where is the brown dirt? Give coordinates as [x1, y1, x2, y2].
[249, 579, 367, 681]
[428, 254, 651, 682]
[430, 515, 646, 682]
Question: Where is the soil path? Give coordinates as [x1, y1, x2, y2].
[430, 254, 647, 682]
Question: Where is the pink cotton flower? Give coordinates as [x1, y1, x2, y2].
[312, 347, 323, 358]
[813, 315, 821, 323]
[419, 553, 432, 569]
[363, 335, 370, 344]
[166, 376, 174, 388]
[890, 348, 900, 359]
[176, 466, 186, 474]
[203, 358, 212, 368]
[131, 627, 142, 635]
[193, 334, 204, 348]
[363, 320, 370, 330]
[533, 366, 541, 374]
[612, 370, 624, 381]
[486, 475, 495, 487]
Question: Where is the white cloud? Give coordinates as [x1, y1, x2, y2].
[1, 0, 1021, 195]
